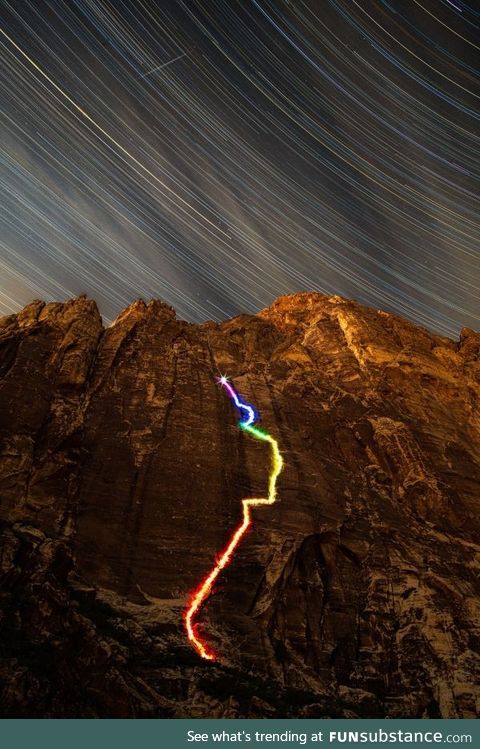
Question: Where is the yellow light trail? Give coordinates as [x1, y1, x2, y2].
[184, 392, 283, 661]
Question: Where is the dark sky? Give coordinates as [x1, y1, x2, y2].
[0, 1, 478, 336]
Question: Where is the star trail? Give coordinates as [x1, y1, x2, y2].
[0, 1, 478, 336]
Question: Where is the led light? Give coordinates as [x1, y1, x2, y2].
[183, 377, 284, 661]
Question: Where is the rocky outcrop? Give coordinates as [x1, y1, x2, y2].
[0, 292, 479, 717]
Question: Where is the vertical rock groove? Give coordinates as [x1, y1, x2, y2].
[0, 292, 479, 717]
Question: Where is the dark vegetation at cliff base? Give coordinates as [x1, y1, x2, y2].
[0, 293, 479, 717]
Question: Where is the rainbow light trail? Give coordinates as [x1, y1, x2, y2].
[183, 376, 284, 661]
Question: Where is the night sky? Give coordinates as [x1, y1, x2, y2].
[1, 1, 478, 336]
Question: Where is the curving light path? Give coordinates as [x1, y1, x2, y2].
[183, 375, 284, 661]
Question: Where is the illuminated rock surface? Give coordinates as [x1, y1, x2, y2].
[0, 293, 479, 717]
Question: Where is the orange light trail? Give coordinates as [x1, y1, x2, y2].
[183, 379, 284, 661]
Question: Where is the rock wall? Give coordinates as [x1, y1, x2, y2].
[0, 293, 479, 717]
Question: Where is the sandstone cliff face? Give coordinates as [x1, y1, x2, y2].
[0, 293, 479, 718]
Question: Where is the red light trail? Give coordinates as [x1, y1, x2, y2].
[183, 376, 284, 661]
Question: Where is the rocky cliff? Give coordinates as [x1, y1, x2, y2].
[0, 292, 479, 718]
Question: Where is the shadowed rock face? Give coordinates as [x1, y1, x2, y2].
[0, 292, 479, 718]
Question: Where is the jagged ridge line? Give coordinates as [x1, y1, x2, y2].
[183, 379, 283, 661]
